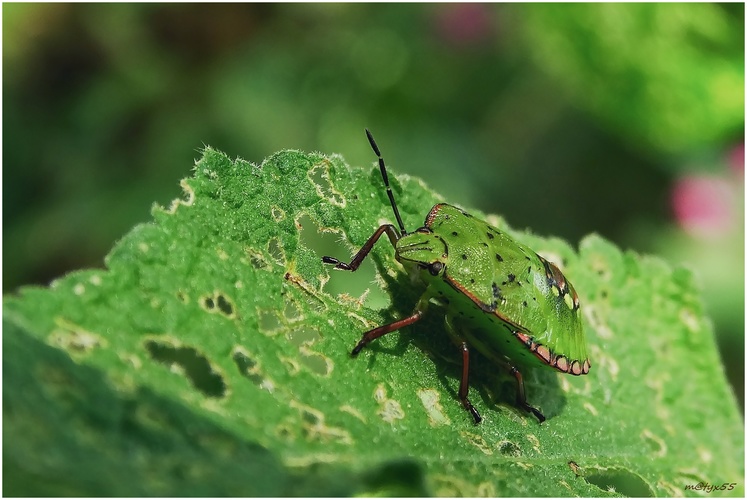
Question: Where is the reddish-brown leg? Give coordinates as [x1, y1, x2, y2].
[458, 342, 482, 424]
[322, 224, 399, 271]
[351, 309, 424, 355]
[443, 315, 482, 424]
[510, 366, 545, 423]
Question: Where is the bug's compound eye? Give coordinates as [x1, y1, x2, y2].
[428, 261, 444, 276]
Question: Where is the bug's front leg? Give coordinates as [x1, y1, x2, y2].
[322, 224, 399, 271]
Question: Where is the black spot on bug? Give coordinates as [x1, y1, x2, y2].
[501, 281, 507, 286]
[523, 301, 528, 307]
[481, 242, 488, 247]
[525, 256, 531, 261]
[470, 278, 475, 284]
[452, 231, 458, 236]
[496, 253, 503, 262]
[492, 282, 504, 302]
[507, 273, 516, 283]
[462, 254, 468, 260]
[438, 290, 444, 295]
[487, 232, 495, 240]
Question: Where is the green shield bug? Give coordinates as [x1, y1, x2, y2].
[323, 129, 590, 424]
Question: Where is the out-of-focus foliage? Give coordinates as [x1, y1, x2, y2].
[3, 4, 742, 401]
[521, 3, 744, 156]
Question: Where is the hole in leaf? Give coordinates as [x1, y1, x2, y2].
[584, 467, 654, 497]
[216, 294, 234, 316]
[283, 297, 303, 322]
[200, 292, 237, 319]
[258, 308, 282, 334]
[300, 407, 321, 426]
[232, 349, 264, 386]
[300, 350, 331, 376]
[287, 327, 321, 346]
[271, 205, 286, 222]
[247, 248, 270, 270]
[144, 340, 226, 398]
[308, 159, 345, 207]
[268, 237, 285, 265]
[296, 213, 389, 310]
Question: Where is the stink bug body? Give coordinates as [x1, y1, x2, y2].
[323, 130, 590, 424]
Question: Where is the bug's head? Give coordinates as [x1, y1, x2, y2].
[394, 228, 448, 278]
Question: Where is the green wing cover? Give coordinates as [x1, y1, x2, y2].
[425, 204, 589, 372]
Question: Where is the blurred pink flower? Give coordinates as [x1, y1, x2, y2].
[671, 175, 735, 237]
[435, 4, 493, 47]
[728, 142, 744, 178]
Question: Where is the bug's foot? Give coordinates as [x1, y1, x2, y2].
[522, 402, 545, 423]
[469, 406, 482, 425]
[322, 256, 353, 270]
[461, 398, 482, 424]
[351, 340, 366, 356]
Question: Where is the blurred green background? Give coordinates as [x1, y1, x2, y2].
[4, 4, 744, 406]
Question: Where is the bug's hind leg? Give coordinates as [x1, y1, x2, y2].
[444, 318, 545, 423]
[509, 365, 546, 423]
[444, 315, 482, 424]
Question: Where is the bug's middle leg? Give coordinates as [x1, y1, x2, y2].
[444, 315, 482, 424]
[351, 292, 430, 355]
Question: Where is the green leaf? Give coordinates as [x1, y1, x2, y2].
[4, 147, 743, 496]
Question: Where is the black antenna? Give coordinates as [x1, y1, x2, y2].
[365, 129, 407, 235]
